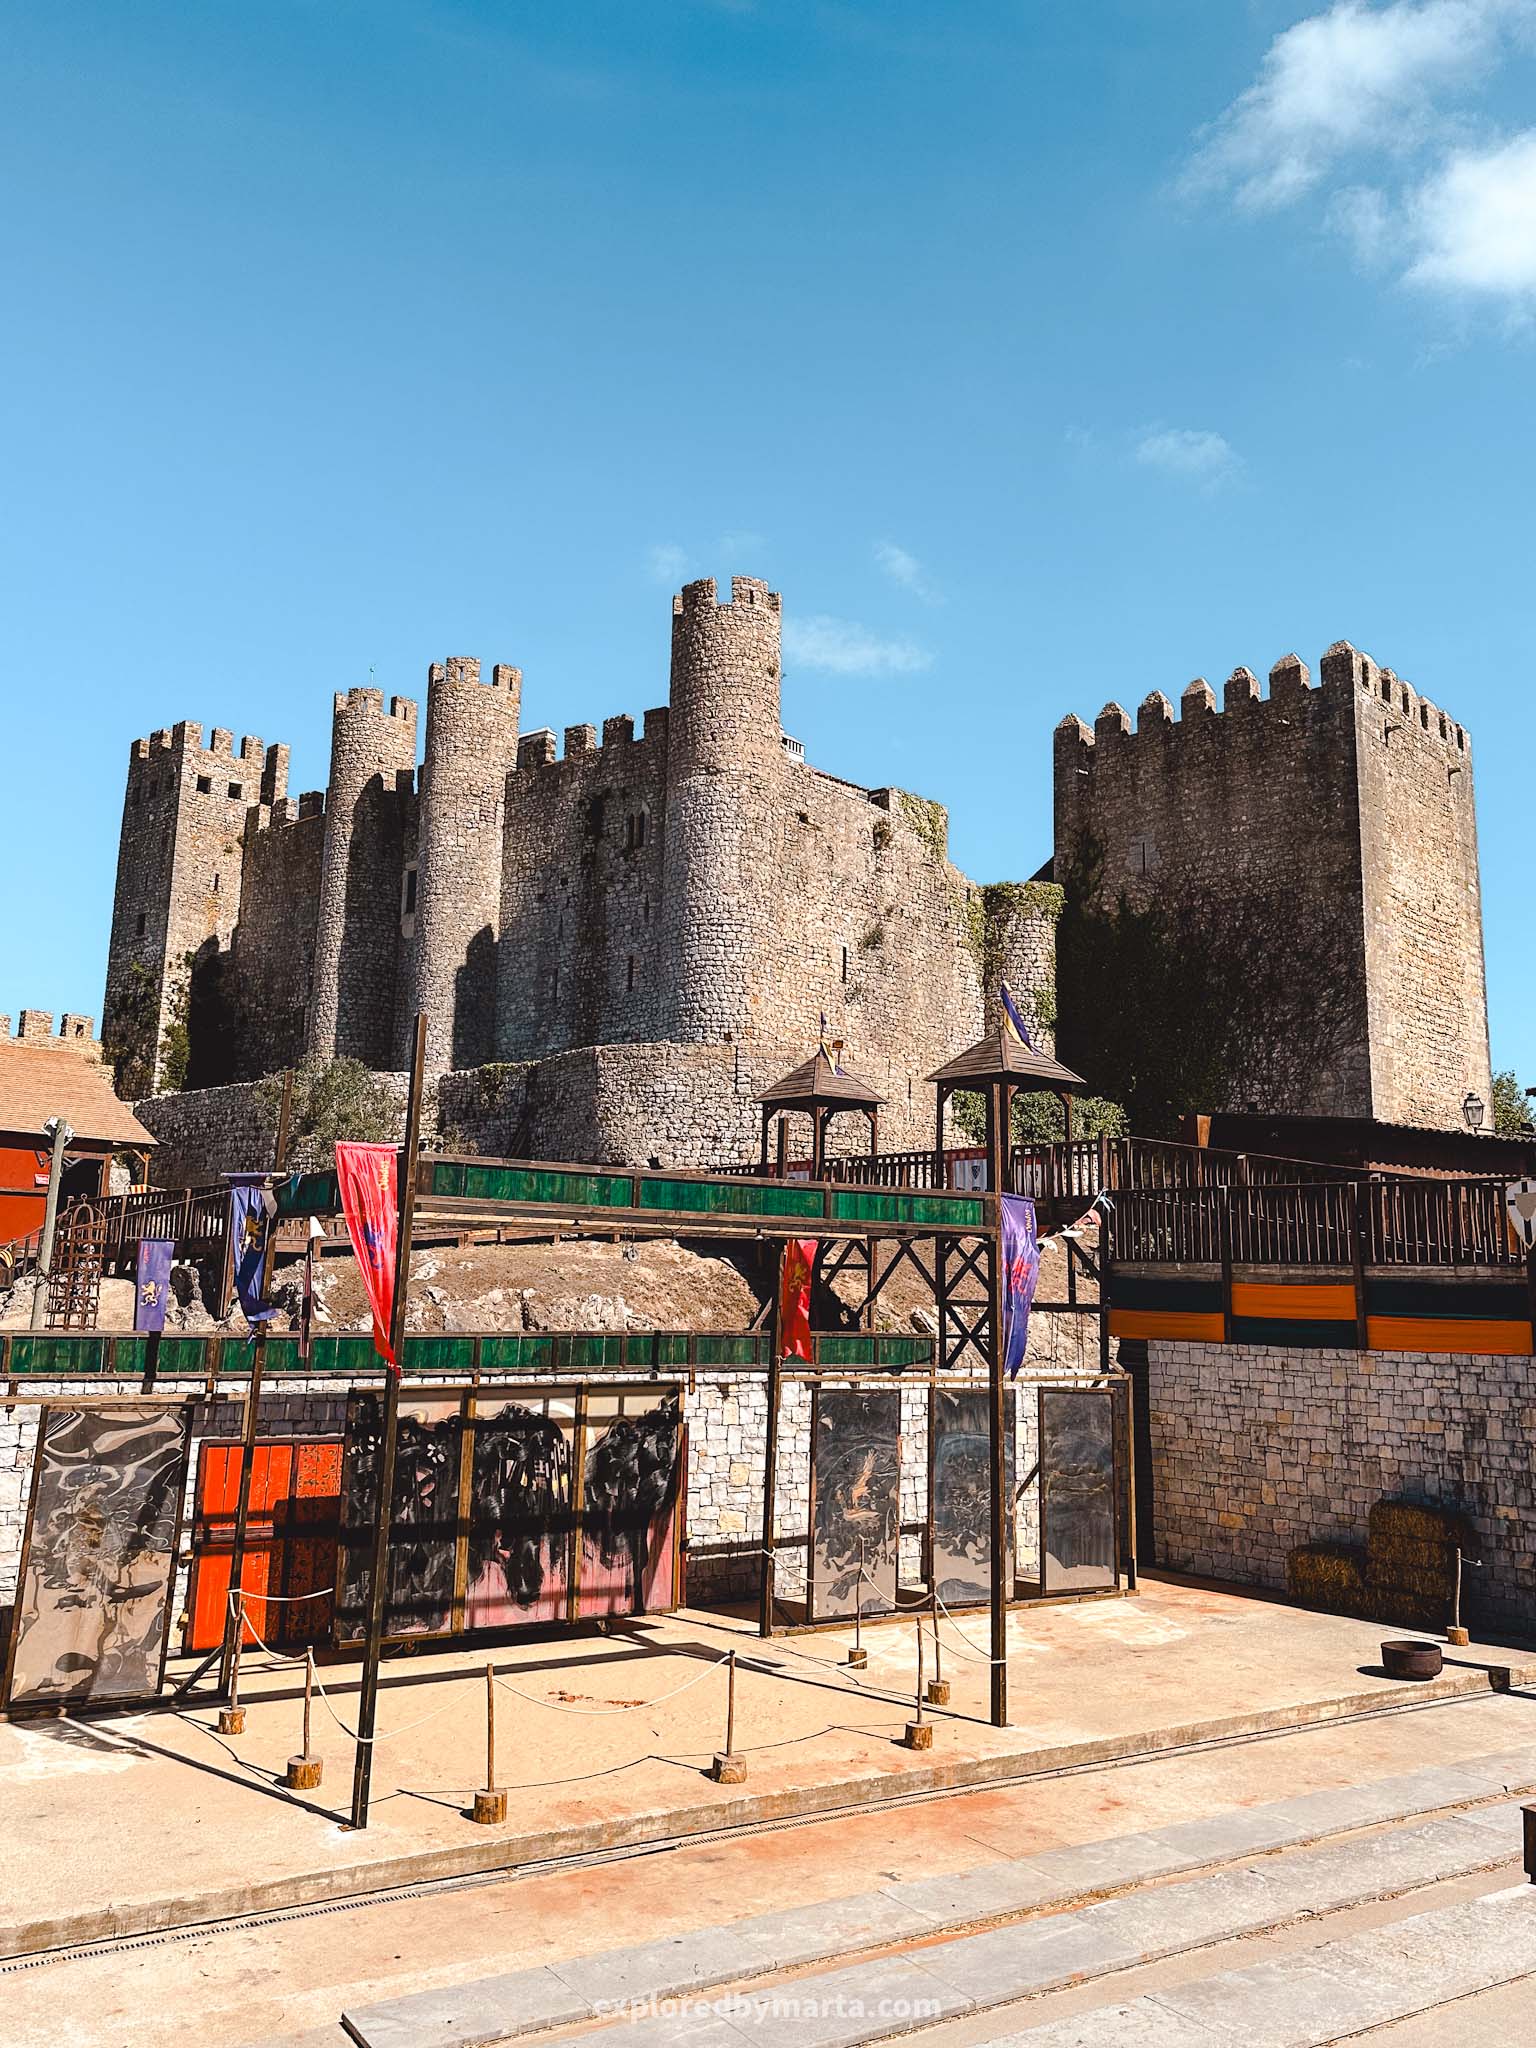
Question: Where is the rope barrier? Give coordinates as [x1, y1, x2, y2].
[223, 1592, 464, 1745]
[492, 1647, 733, 1716]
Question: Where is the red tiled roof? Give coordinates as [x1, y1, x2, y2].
[0, 1043, 156, 1149]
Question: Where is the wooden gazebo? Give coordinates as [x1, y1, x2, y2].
[927, 1027, 1086, 1191]
[756, 1050, 884, 1179]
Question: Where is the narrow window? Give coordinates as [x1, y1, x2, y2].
[627, 955, 636, 991]
[643, 897, 651, 924]
[196, 774, 212, 794]
[228, 781, 242, 800]
[841, 946, 849, 983]
[403, 867, 418, 915]
[1380, 679, 1391, 702]
[136, 912, 147, 936]
[212, 873, 220, 893]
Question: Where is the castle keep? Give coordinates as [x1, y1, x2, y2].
[105, 578, 1058, 1164]
[1053, 641, 1491, 1131]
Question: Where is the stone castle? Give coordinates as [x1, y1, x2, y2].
[104, 577, 1059, 1165]
[102, 579, 1490, 1166]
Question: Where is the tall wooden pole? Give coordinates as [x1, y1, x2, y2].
[986, 1077, 1009, 1728]
[350, 1016, 426, 1830]
[758, 1246, 783, 1639]
[218, 1068, 293, 1699]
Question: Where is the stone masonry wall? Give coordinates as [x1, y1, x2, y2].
[1148, 1337, 1535, 1634]
[227, 794, 325, 1078]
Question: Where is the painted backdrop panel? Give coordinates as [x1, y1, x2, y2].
[1039, 1388, 1117, 1594]
[810, 1389, 900, 1621]
[930, 1388, 1015, 1607]
[466, 1401, 574, 1628]
[5, 1405, 187, 1710]
[338, 1394, 464, 1639]
[577, 1395, 683, 1619]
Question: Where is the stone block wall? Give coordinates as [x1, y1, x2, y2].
[227, 794, 326, 1078]
[1148, 1337, 1535, 1633]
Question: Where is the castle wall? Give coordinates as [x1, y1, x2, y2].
[104, 724, 285, 1089]
[406, 659, 522, 1071]
[1148, 1336, 1535, 1635]
[308, 689, 418, 1069]
[494, 713, 671, 1061]
[1343, 652, 1491, 1128]
[227, 794, 326, 1078]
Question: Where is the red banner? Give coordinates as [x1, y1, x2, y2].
[778, 1238, 816, 1362]
[335, 1142, 399, 1371]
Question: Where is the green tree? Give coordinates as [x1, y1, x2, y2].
[1491, 1068, 1534, 1136]
[257, 1056, 400, 1158]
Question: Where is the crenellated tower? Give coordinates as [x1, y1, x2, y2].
[1053, 641, 1489, 1128]
[307, 688, 418, 1067]
[661, 577, 785, 1044]
[405, 657, 522, 1069]
[103, 721, 285, 1093]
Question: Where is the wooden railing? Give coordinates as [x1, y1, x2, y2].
[1115, 1177, 1524, 1271]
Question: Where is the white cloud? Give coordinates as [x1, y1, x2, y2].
[873, 540, 942, 603]
[645, 543, 692, 583]
[1186, 0, 1524, 211]
[782, 615, 932, 677]
[1404, 129, 1536, 292]
[1134, 427, 1244, 488]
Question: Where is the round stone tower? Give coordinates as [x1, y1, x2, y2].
[661, 577, 785, 1043]
[308, 688, 418, 1067]
[407, 656, 522, 1070]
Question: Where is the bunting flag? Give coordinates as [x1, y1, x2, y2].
[778, 1238, 817, 1362]
[1000, 980, 1035, 1051]
[1000, 1193, 1041, 1379]
[226, 1175, 278, 1330]
[336, 1141, 400, 1371]
[134, 1238, 173, 1334]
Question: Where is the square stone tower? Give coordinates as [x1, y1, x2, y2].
[1053, 641, 1491, 1130]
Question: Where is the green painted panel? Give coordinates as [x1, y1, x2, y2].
[814, 1336, 878, 1366]
[1231, 1317, 1361, 1351]
[275, 1169, 340, 1217]
[427, 1160, 467, 1200]
[456, 1163, 635, 1209]
[830, 1190, 986, 1228]
[256, 1338, 302, 1374]
[694, 1335, 765, 1367]
[875, 1336, 933, 1367]
[1365, 1275, 1528, 1319]
[1110, 1273, 1224, 1312]
[637, 1177, 824, 1219]
[478, 1335, 555, 1372]
[404, 1335, 477, 1374]
[621, 1333, 690, 1368]
[310, 1335, 385, 1374]
[7, 1336, 109, 1376]
[556, 1334, 625, 1370]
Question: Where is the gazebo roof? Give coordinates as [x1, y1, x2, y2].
[756, 1049, 885, 1112]
[926, 1026, 1086, 1093]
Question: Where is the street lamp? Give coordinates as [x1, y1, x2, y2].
[1462, 1091, 1485, 1133]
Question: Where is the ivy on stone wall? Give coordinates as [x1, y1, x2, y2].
[103, 962, 159, 1101]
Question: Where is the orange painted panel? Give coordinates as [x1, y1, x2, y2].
[1109, 1309, 1226, 1342]
[1231, 1281, 1356, 1322]
[1366, 1316, 1533, 1357]
[184, 1439, 341, 1653]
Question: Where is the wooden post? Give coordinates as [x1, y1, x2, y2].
[903, 1614, 932, 1747]
[217, 1624, 246, 1735]
[986, 1078, 1009, 1729]
[473, 1662, 507, 1822]
[926, 1590, 950, 1706]
[285, 1648, 323, 1789]
[349, 1016, 426, 1831]
[711, 1648, 746, 1783]
[847, 1536, 868, 1666]
[218, 1068, 293, 1701]
[758, 1267, 783, 1640]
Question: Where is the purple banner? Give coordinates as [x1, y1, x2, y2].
[227, 1174, 277, 1328]
[134, 1238, 174, 1334]
[1000, 1194, 1040, 1380]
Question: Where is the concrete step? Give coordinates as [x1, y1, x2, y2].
[992, 1882, 1536, 2045]
[339, 1752, 1536, 2048]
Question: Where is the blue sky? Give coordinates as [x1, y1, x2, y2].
[4, 0, 1534, 1084]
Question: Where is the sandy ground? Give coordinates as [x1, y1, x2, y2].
[2, 1574, 1530, 1960]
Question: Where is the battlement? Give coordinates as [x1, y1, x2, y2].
[132, 723, 269, 765]
[1, 1010, 98, 1050]
[672, 576, 782, 616]
[254, 789, 327, 831]
[510, 710, 662, 775]
[1056, 642, 1468, 766]
[332, 687, 418, 727]
[425, 657, 522, 697]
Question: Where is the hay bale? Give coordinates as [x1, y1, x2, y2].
[1365, 1498, 1476, 1633]
[1286, 1542, 1368, 1617]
